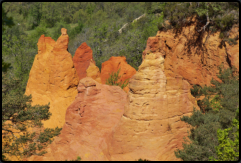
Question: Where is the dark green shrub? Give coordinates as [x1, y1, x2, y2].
[174, 65, 239, 161]
[209, 107, 239, 161]
[65, 156, 81, 161]
[138, 158, 150, 161]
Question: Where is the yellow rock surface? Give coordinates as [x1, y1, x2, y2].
[107, 53, 199, 161]
[86, 59, 102, 83]
[25, 28, 79, 129]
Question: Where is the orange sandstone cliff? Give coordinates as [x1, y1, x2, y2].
[26, 48, 199, 161]
[25, 28, 79, 129]
[86, 59, 102, 83]
[100, 56, 137, 93]
[73, 42, 96, 80]
[143, 16, 239, 87]
[24, 15, 239, 161]
[26, 77, 128, 161]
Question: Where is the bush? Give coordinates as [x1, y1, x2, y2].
[209, 107, 239, 161]
[65, 156, 81, 161]
[138, 158, 149, 161]
[174, 65, 239, 161]
[105, 67, 129, 89]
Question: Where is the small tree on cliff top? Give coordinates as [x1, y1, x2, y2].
[105, 67, 129, 89]
[174, 65, 239, 161]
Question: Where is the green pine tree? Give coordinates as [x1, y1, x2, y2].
[2, 71, 62, 161]
[2, 6, 62, 160]
[174, 65, 239, 161]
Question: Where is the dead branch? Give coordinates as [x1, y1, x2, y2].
[198, 11, 210, 32]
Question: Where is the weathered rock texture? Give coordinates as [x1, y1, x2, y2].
[86, 59, 102, 83]
[107, 52, 199, 161]
[73, 42, 96, 80]
[143, 16, 239, 87]
[27, 53, 198, 161]
[23, 16, 239, 161]
[100, 56, 137, 93]
[26, 77, 128, 161]
[25, 28, 79, 129]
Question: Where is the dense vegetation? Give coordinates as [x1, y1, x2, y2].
[2, 2, 239, 161]
[2, 6, 62, 161]
[2, 2, 239, 92]
[174, 65, 239, 161]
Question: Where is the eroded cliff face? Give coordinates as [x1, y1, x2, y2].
[26, 52, 199, 161]
[143, 16, 239, 87]
[26, 77, 128, 161]
[73, 42, 96, 80]
[107, 52, 199, 161]
[100, 56, 137, 93]
[23, 16, 239, 161]
[25, 28, 79, 129]
[86, 59, 102, 83]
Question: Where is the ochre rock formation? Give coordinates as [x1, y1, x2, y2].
[26, 77, 128, 161]
[86, 59, 101, 83]
[100, 56, 136, 93]
[25, 28, 79, 129]
[107, 52, 199, 161]
[20, 16, 239, 161]
[143, 16, 239, 87]
[73, 42, 96, 80]
[27, 53, 199, 161]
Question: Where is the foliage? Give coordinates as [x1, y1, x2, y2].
[209, 107, 239, 161]
[2, 5, 15, 73]
[138, 158, 150, 161]
[1, 3, 239, 160]
[50, 21, 71, 41]
[160, 2, 239, 34]
[68, 21, 84, 39]
[26, 2, 42, 30]
[2, 71, 62, 161]
[2, 5, 62, 160]
[2, 58, 12, 73]
[65, 156, 81, 161]
[3, 26, 36, 93]
[68, 2, 157, 71]
[73, 9, 88, 24]
[2, 5, 15, 32]
[105, 67, 129, 89]
[174, 65, 239, 161]
[145, 2, 152, 14]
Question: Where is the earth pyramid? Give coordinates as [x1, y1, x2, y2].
[25, 28, 79, 129]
